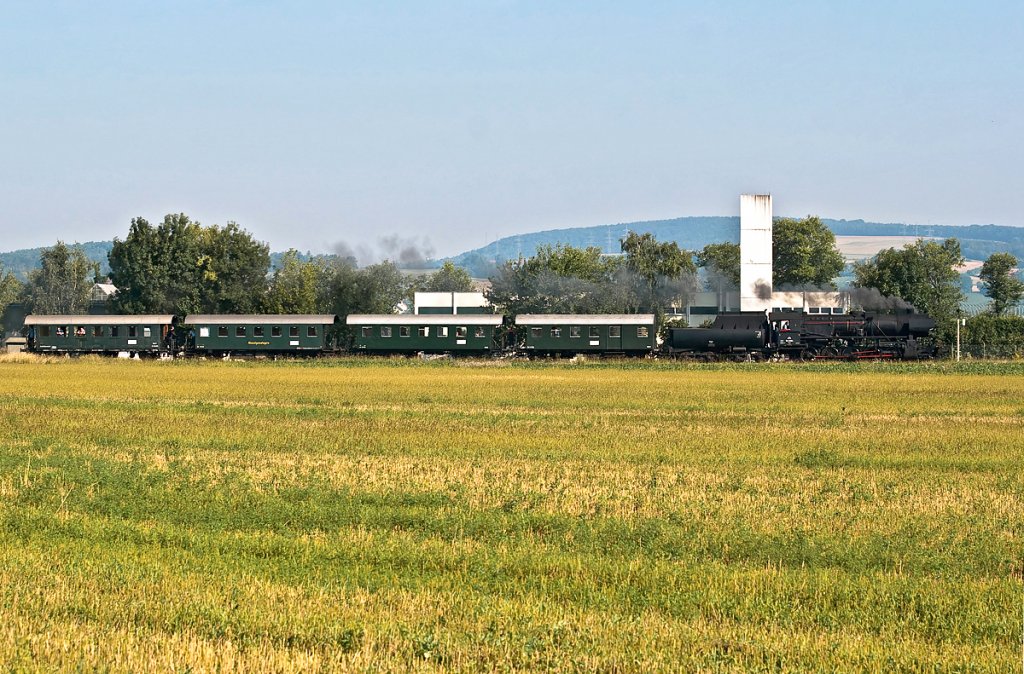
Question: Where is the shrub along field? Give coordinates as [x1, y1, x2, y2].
[0, 358, 1020, 673]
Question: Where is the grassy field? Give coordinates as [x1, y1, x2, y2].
[0, 357, 1021, 672]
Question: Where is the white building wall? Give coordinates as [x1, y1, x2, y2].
[413, 291, 489, 314]
[739, 194, 773, 312]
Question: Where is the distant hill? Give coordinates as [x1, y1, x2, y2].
[4, 217, 1022, 281]
[449, 217, 1024, 276]
[0, 241, 114, 280]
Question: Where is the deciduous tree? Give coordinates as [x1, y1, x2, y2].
[696, 242, 740, 289]
[772, 216, 845, 288]
[620, 232, 698, 315]
[108, 214, 270, 315]
[853, 238, 964, 331]
[266, 250, 330, 314]
[978, 252, 1024, 315]
[418, 261, 474, 293]
[24, 242, 98, 314]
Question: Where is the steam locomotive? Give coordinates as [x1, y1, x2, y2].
[668, 308, 937, 360]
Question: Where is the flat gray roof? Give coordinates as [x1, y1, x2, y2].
[24, 314, 174, 326]
[346, 314, 503, 326]
[185, 314, 338, 325]
[514, 314, 656, 326]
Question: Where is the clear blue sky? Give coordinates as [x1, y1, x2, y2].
[2, 1, 1021, 257]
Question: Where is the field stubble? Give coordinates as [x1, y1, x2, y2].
[0, 358, 1021, 672]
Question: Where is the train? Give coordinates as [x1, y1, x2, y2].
[19, 307, 938, 360]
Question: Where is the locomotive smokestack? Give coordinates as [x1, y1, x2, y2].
[739, 194, 773, 312]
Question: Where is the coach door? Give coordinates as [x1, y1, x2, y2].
[608, 325, 622, 350]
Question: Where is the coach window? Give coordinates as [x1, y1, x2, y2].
[40, 326, 50, 337]
[381, 326, 392, 338]
[637, 327, 649, 338]
[550, 327, 561, 338]
[570, 326, 581, 338]
[308, 326, 317, 337]
[143, 327, 151, 338]
[272, 326, 282, 337]
[474, 326, 486, 338]
[530, 327, 542, 337]
[438, 327, 448, 338]
[236, 326, 246, 337]
[217, 326, 227, 337]
[290, 326, 299, 337]
[590, 326, 600, 338]
[361, 326, 372, 338]
[198, 327, 208, 338]
[399, 326, 410, 337]
[111, 326, 119, 337]
[254, 326, 264, 337]
[418, 326, 429, 337]
[456, 326, 467, 338]
[93, 326, 104, 337]
[609, 326, 621, 338]
[129, 326, 139, 338]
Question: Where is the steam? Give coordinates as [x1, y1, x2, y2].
[331, 235, 435, 268]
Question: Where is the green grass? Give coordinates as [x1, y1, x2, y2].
[0, 357, 1021, 672]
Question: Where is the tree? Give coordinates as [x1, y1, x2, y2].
[195, 222, 271, 313]
[0, 263, 23, 335]
[487, 244, 624, 315]
[978, 252, 1024, 315]
[108, 215, 203, 315]
[0, 262, 21, 310]
[108, 214, 270, 315]
[419, 261, 474, 293]
[620, 231, 698, 315]
[853, 238, 964, 331]
[772, 216, 845, 288]
[266, 250, 330, 314]
[23, 242, 98, 314]
[696, 242, 740, 289]
[325, 260, 409, 318]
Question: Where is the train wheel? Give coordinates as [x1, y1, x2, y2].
[820, 346, 840, 359]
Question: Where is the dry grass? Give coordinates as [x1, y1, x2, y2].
[0, 359, 1021, 672]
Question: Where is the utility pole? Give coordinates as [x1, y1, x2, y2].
[955, 317, 965, 361]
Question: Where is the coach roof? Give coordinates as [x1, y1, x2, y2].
[346, 314, 502, 326]
[24, 314, 174, 326]
[184, 314, 338, 325]
[514, 314, 656, 326]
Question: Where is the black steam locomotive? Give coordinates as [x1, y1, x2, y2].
[668, 308, 937, 360]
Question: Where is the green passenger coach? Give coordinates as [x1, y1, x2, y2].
[347, 314, 503, 354]
[24, 314, 175, 355]
[514, 314, 657, 355]
[185, 314, 338, 355]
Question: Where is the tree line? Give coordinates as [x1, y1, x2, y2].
[0, 214, 474, 324]
[2, 212, 1023, 346]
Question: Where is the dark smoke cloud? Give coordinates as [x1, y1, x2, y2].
[331, 235, 435, 268]
[755, 281, 772, 300]
[846, 287, 915, 312]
